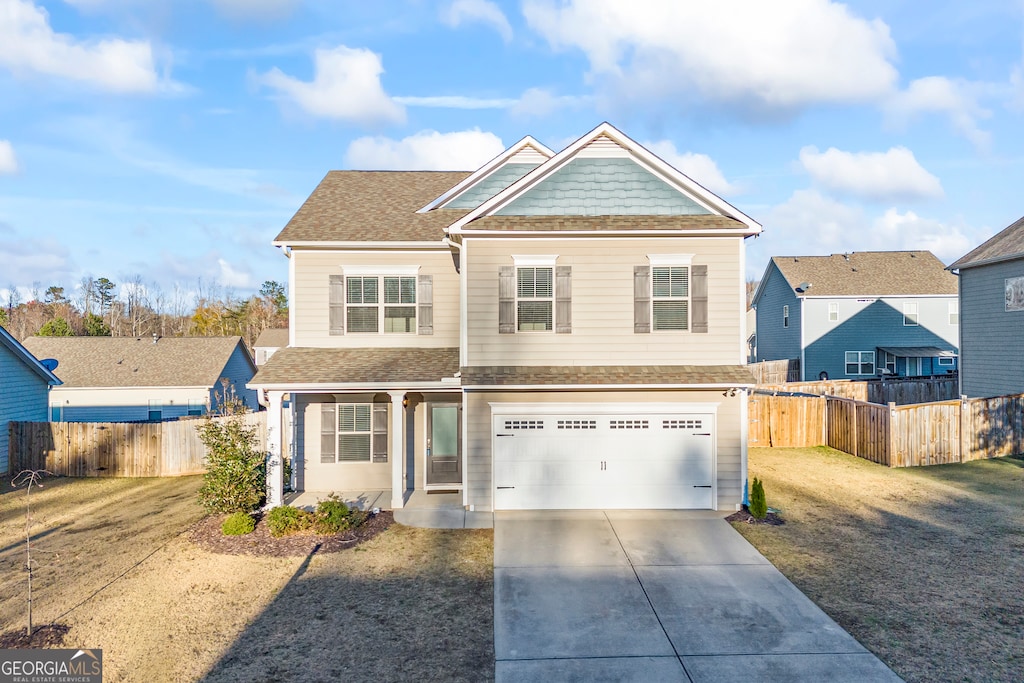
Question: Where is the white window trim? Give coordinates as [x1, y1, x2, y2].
[828, 302, 839, 322]
[344, 274, 418, 335]
[516, 265, 555, 332]
[647, 253, 694, 267]
[335, 403, 374, 463]
[783, 304, 789, 328]
[903, 302, 919, 326]
[650, 263, 691, 332]
[341, 265, 420, 276]
[948, 301, 958, 325]
[845, 351, 875, 376]
[511, 254, 558, 267]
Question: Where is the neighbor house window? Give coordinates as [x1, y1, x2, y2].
[938, 356, 955, 366]
[652, 266, 689, 331]
[948, 301, 958, 325]
[346, 276, 416, 334]
[517, 267, 553, 331]
[903, 302, 919, 326]
[828, 302, 838, 322]
[783, 304, 789, 328]
[187, 400, 204, 416]
[148, 400, 162, 421]
[845, 351, 875, 375]
[883, 351, 896, 375]
[50, 403, 63, 422]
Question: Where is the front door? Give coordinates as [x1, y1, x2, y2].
[426, 404, 462, 486]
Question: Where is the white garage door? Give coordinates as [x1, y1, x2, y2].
[493, 409, 715, 510]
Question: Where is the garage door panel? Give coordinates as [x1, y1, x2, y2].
[494, 411, 715, 510]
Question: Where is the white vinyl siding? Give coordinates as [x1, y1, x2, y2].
[828, 302, 838, 322]
[845, 351, 875, 375]
[517, 267, 553, 331]
[292, 250, 458, 348]
[465, 237, 744, 366]
[652, 266, 689, 331]
[903, 302, 919, 326]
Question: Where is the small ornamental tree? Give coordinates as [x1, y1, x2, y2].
[197, 418, 265, 514]
[749, 477, 768, 520]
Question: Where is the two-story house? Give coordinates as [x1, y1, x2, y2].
[752, 251, 959, 381]
[948, 214, 1024, 397]
[250, 123, 761, 513]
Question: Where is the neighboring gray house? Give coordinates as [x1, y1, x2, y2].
[253, 328, 289, 366]
[22, 336, 258, 422]
[1, 326, 62, 473]
[948, 214, 1024, 398]
[752, 251, 960, 381]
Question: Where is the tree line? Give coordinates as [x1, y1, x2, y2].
[0, 277, 288, 348]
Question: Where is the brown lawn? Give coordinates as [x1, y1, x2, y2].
[734, 446, 1024, 683]
[0, 475, 493, 682]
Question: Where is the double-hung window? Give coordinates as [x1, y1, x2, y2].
[346, 276, 416, 333]
[782, 304, 789, 328]
[517, 267, 553, 331]
[903, 302, 919, 326]
[652, 266, 689, 331]
[322, 402, 388, 463]
[948, 301, 958, 325]
[845, 351, 875, 375]
[828, 302, 838, 322]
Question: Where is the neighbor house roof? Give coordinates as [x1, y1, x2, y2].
[253, 328, 289, 348]
[250, 347, 461, 387]
[273, 171, 470, 244]
[462, 215, 746, 232]
[766, 251, 958, 298]
[21, 336, 251, 388]
[0, 327, 61, 385]
[948, 215, 1024, 270]
[460, 365, 755, 387]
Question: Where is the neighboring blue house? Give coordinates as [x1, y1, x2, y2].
[948, 214, 1024, 398]
[752, 251, 960, 381]
[21, 336, 258, 422]
[1, 326, 61, 473]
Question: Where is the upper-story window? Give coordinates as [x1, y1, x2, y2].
[783, 304, 789, 328]
[903, 302, 919, 326]
[345, 275, 416, 334]
[517, 267, 553, 331]
[828, 302, 838, 322]
[948, 301, 958, 325]
[652, 266, 689, 331]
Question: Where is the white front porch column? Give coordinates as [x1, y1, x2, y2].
[389, 391, 406, 509]
[266, 391, 284, 508]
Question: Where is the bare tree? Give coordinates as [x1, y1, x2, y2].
[12, 469, 53, 638]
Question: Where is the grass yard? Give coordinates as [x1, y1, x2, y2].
[735, 446, 1024, 683]
[0, 475, 493, 682]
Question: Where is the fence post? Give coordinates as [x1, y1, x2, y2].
[959, 394, 968, 462]
[888, 402, 897, 467]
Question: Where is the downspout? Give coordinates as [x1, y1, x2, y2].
[799, 295, 806, 381]
[443, 236, 471, 510]
[284, 246, 295, 348]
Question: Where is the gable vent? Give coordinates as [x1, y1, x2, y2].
[578, 134, 629, 158]
[510, 146, 550, 164]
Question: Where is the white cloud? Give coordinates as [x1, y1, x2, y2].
[257, 46, 405, 126]
[509, 87, 588, 118]
[208, 0, 298, 21]
[644, 140, 737, 196]
[522, 0, 898, 114]
[217, 258, 253, 289]
[0, 0, 164, 93]
[344, 129, 505, 171]
[885, 76, 992, 150]
[393, 95, 517, 109]
[868, 209, 973, 263]
[441, 0, 513, 43]
[0, 140, 18, 174]
[799, 146, 944, 201]
[0, 235, 76, 286]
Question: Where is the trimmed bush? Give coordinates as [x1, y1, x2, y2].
[749, 477, 768, 520]
[266, 505, 314, 537]
[197, 418, 265, 514]
[314, 494, 352, 534]
[221, 512, 256, 536]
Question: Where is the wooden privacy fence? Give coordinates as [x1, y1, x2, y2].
[750, 392, 1024, 467]
[7, 412, 267, 477]
[748, 359, 801, 384]
[758, 376, 958, 406]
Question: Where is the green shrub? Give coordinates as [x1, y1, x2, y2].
[197, 418, 265, 514]
[749, 477, 768, 520]
[314, 494, 352, 534]
[266, 505, 314, 537]
[221, 512, 256, 536]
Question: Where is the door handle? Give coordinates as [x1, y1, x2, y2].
[694, 485, 712, 488]
[496, 433, 514, 437]
[497, 486, 515, 490]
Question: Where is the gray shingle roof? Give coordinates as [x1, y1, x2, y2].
[20, 336, 250, 388]
[460, 365, 755, 386]
[274, 171, 470, 243]
[769, 251, 958, 297]
[463, 215, 745, 232]
[948, 215, 1024, 270]
[250, 347, 461, 385]
[253, 328, 289, 348]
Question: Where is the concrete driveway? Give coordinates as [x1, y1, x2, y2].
[494, 510, 902, 682]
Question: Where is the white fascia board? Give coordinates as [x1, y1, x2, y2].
[0, 327, 62, 385]
[448, 122, 762, 235]
[749, 259, 778, 308]
[465, 382, 755, 391]
[417, 136, 555, 213]
[53, 385, 210, 391]
[272, 241, 451, 250]
[799, 293, 959, 299]
[453, 228, 757, 239]
[488, 402, 722, 415]
[246, 382, 463, 392]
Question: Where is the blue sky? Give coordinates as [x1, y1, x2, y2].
[1, 0, 1023, 305]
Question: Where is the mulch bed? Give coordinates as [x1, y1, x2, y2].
[188, 511, 394, 557]
[726, 508, 785, 526]
[0, 624, 70, 649]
